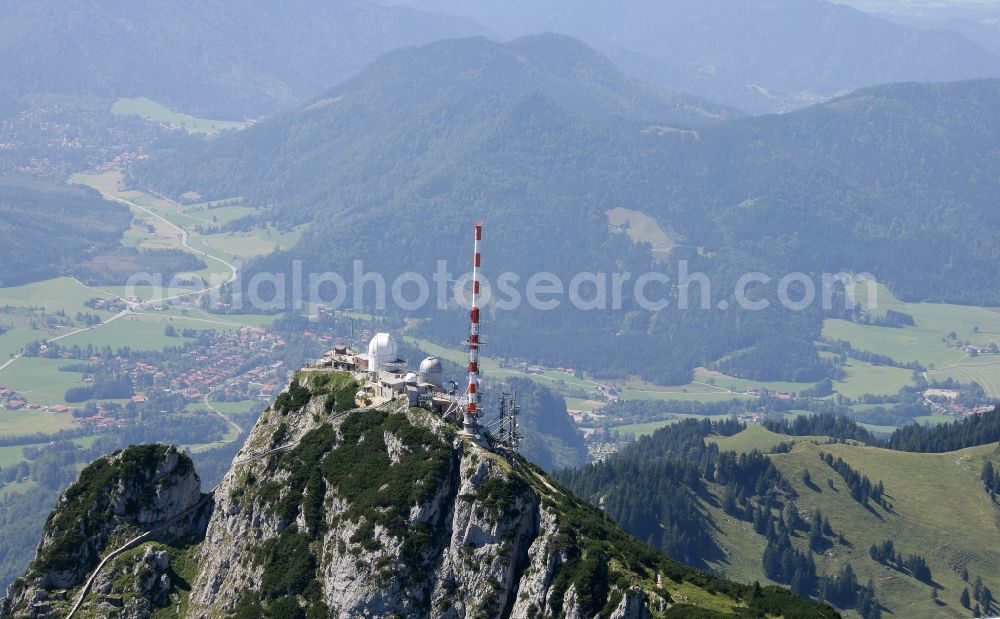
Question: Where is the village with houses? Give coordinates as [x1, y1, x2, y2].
[0, 313, 306, 434]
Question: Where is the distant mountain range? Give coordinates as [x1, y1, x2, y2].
[3, 0, 999, 117]
[381, 0, 1000, 112]
[132, 34, 1000, 385]
[0, 0, 487, 117]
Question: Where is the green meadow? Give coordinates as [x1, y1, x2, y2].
[56, 313, 202, 351]
[564, 397, 605, 412]
[833, 357, 915, 399]
[112, 97, 248, 134]
[700, 427, 1000, 618]
[0, 404, 78, 435]
[0, 358, 88, 407]
[606, 207, 675, 262]
[823, 283, 1000, 368]
[692, 367, 811, 394]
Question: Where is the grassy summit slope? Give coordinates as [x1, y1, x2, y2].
[701, 428, 1000, 617]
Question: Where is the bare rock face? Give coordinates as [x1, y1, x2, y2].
[2, 369, 835, 618]
[1, 445, 209, 618]
[183, 382, 670, 618]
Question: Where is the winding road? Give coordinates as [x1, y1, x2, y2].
[1, 187, 239, 379]
[106, 193, 238, 304]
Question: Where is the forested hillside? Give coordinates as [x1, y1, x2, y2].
[0, 179, 129, 286]
[559, 409, 1000, 617]
[131, 34, 1000, 386]
[0, 0, 486, 117]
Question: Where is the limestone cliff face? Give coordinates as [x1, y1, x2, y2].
[187, 393, 659, 618]
[2, 369, 836, 618]
[1, 445, 209, 617]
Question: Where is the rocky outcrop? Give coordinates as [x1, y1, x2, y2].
[183, 380, 678, 618]
[1, 445, 209, 618]
[1, 369, 837, 618]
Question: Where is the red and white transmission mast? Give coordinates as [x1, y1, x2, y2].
[464, 221, 484, 434]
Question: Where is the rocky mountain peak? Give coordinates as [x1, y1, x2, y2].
[1, 368, 834, 618]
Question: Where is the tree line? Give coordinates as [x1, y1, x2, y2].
[868, 539, 932, 583]
[766, 408, 1000, 454]
[819, 452, 888, 509]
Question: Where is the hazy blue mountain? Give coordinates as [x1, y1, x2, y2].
[381, 0, 1000, 112]
[867, 5, 1000, 60]
[132, 34, 1000, 384]
[0, 0, 488, 117]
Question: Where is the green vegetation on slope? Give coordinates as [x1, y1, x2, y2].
[31, 445, 191, 577]
[134, 35, 1000, 389]
[239, 400, 833, 618]
[564, 410, 1000, 617]
[0, 178, 130, 287]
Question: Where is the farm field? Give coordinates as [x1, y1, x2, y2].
[0, 436, 98, 467]
[203, 225, 305, 259]
[182, 202, 254, 226]
[692, 367, 812, 394]
[610, 418, 675, 437]
[822, 283, 1000, 369]
[71, 171, 238, 284]
[701, 427, 1000, 618]
[154, 308, 279, 329]
[611, 414, 718, 437]
[75, 172, 301, 265]
[0, 329, 44, 363]
[0, 277, 112, 316]
[930, 355, 1000, 398]
[0, 445, 27, 468]
[0, 404, 77, 436]
[564, 397, 604, 412]
[56, 313, 205, 351]
[111, 97, 248, 134]
[0, 358, 89, 407]
[617, 384, 741, 403]
[0, 277, 120, 361]
[833, 357, 915, 399]
[202, 399, 259, 415]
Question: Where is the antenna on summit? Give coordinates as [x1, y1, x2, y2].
[462, 220, 484, 438]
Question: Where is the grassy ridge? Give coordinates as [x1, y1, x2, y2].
[700, 426, 1000, 617]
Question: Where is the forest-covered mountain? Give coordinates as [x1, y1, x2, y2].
[0, 0, 486, 117]
[0, 178, 129, 286]
[385, 0, 1000, 112]
[131, 34, 1000, 386]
